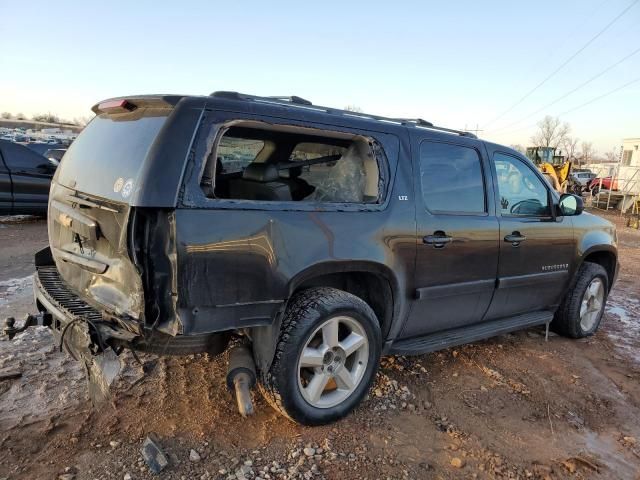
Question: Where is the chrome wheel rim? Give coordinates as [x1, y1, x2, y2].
[580, 278, 605, 331]
[296, 315, 369, 409]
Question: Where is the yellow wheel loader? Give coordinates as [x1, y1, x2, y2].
[525, 147, 575, 193]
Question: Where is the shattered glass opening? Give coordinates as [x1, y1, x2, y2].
[201, 123, 382, 204]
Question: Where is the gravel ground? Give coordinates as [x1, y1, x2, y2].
[0, 211, 639, 480]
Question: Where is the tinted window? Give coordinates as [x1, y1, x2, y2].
[56, 109, 169, 202]
[419, 142, 485, 213]
[0, 141, 50, 171]
[494, 153, 550, 216]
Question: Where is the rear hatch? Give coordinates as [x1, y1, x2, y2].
[48, 99, 173, 321]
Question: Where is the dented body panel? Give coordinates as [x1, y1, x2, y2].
[47, 181, 145, 321]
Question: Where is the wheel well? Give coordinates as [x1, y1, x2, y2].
[293, 272, 393, 337]
[583, 251, 616, 291]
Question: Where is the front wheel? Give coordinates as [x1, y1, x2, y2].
[552, 262, 609, 338]
[260, 287, 381, 425]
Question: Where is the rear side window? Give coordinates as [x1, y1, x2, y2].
[419, 142, 486, 214]
[202, 123, 383, 204]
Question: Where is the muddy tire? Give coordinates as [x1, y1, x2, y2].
[259, 287, 381, 425]
[552, 262, 608, 338]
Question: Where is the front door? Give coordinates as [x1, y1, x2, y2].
[401, 138, 500, 339]
[484, 150, 575, 320]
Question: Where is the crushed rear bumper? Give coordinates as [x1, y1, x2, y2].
[33, 247, 229, 357]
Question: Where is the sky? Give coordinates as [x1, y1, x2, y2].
[1, 0, 638, 153]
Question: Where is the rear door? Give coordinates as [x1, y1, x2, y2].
[484, 150, 575, 319]
[0, 146, 12, 214]
[1, 141, 55, 214]
[400, 135, 499, 338]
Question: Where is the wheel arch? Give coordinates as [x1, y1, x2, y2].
[580, 246, 617, 292]
[250, 261, 399, 375]
[287, 261, 399, 339]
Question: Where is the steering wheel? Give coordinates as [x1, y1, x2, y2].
[510, 199, 542, 214]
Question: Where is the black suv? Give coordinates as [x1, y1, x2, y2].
[25, 92, 618, 425]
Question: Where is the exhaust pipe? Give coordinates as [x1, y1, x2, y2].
[226, 343, 257, 417]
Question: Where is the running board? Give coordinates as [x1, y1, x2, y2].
[390, 311, 553, 356]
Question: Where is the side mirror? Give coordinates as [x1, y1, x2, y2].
[558, 193, 584, 216]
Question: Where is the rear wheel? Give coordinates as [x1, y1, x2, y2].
[552, 262, 608, 338]
[260, 287, 381, 425]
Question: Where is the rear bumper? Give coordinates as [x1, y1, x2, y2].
[34, 264, 138, 350]
[33, 248, 229, 356]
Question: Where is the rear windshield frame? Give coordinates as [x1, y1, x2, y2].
[55, 107, 171, 203]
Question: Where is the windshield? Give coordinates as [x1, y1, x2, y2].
[55, 108, 170, 202]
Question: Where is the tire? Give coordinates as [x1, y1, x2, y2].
[552, 262, 609, 338]
[259, 287, 382, 425]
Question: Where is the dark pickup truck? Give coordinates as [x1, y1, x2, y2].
[9, 93, 618, 425]
[0, 139, 57, 215]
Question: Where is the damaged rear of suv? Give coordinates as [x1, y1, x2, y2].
[7, 91, 618, 426]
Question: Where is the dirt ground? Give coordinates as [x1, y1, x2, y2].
[0, 210, 639, 480]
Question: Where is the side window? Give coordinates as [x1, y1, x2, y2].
[2, 143, 48, 171]
[216, 136, 265, 175]
[419, 141, 486, 214]
[201, 123, 382, 204]
[493, 152, 550, 217]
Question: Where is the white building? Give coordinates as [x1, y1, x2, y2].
[621, 138, 640, 167]
[618, 138, 640, 194]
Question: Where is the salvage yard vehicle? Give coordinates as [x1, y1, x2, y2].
[0, 139, 57, 215]
[4, 92, 619, 425]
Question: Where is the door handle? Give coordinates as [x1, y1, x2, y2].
[504, 231, 526, 246]
[423, 231, 452, 248]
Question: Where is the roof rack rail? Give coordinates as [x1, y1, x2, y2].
[400, 118, 434, 128]
[266, 95, 312, 106]
[209, 91, 477, 139]
[210, 91, 312, 106]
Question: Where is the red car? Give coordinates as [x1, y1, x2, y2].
[588, 176, 618, 194]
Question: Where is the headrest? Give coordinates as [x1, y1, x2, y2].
[243, 163, 279, 182]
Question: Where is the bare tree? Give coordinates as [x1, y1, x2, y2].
[530, 116, 570, 149]
[579, 142, 595, 166]
[562, 136, 579, 161]
[604, 148, 619, 163]
[1, 112, 12, 120]
[32, 112, 60, 123]
[509, 144, 526, 154]
[16, 113, 25, 120]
